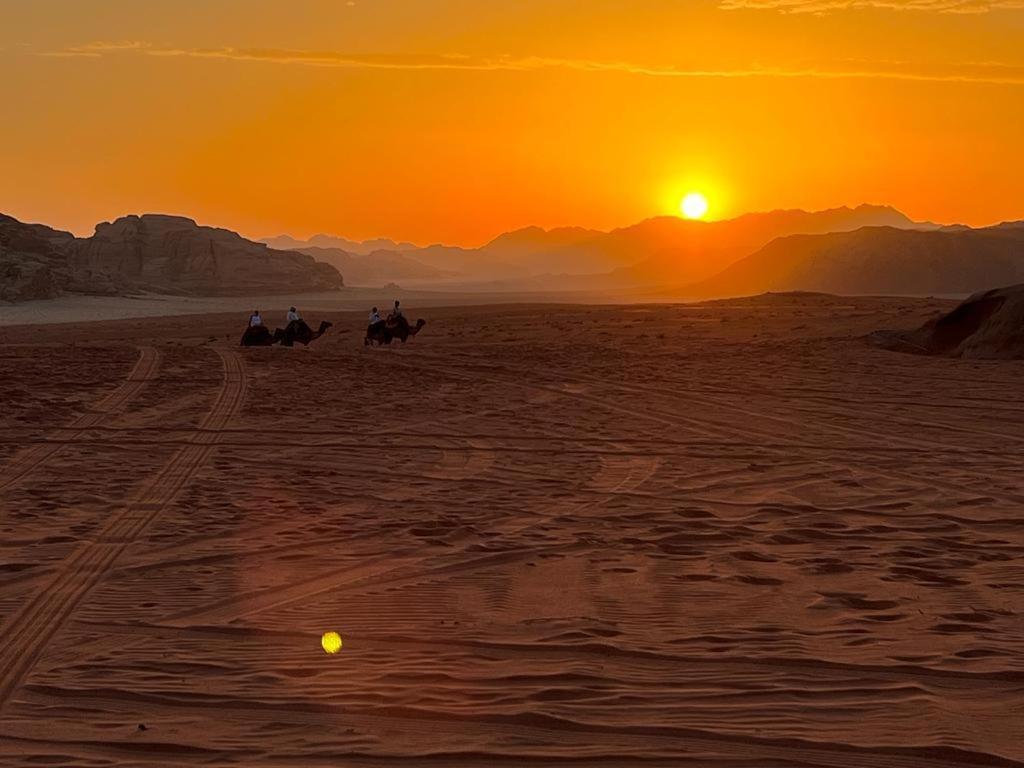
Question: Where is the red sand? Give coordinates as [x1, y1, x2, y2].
[1, 296, 1022, 767]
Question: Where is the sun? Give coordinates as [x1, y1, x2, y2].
[681, 192, 709, 220]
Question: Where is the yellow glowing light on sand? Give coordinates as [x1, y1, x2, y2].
[321, 632, 343, 654]
[681, 192, 710, 220]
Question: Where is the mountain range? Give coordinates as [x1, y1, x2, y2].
[266, 206, 1024, 298]
[5, 205, 1023, 303]
[264, 204, 935, 290]
[262, 233, 420, 256]
[689, 224, 1024, 298]
[296, 246, 455, 287]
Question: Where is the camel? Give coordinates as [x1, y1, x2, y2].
[241, 320, 332, 347]
[366, 317, 426, 346]
[275, 319, 333, 347]
[240, 324, 275, 347]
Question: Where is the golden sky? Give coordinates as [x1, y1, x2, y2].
[2, 0, 1023, 244]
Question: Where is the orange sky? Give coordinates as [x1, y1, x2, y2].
[2, 0, 1023, 245]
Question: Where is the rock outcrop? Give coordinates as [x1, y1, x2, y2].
[0, 214, 79, 301]
[69, 215, 342, 295]
[1, 213, 343, 301]
[871, 283, 1024, 359]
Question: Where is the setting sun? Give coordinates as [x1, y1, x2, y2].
[681, 193, 710, 220]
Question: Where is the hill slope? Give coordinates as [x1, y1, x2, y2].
[871, 283, 1024, 359]
[603, 204, 925, 287]
[690, 225, 1024, 298]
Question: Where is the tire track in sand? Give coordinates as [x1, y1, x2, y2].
[0, 348, 246, 711]
[0, 346, 160, 493]
[392, 352, 1024, 506]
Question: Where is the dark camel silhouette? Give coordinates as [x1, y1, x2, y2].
[240, 325, 274, 347]
[241, 320, 332, 347]
[365, 317, 426, 346]
[276, 319, 333, 347]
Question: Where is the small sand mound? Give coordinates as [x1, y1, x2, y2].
[871, 283, 1024, 359]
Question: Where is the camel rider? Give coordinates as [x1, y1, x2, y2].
[369, 306, 384, 331]
[249, 310, 263, 327]
[389, 299, 409, 330]
[285, 306, 312, 340]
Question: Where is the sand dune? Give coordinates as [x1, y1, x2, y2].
[1, 296, 1022, 767]
[872, 283, 1024, 359]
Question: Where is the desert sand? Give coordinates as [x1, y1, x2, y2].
[1, 295, 1022, 767]
[0, 289, 629, 328]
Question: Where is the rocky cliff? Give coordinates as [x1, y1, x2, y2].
[0, 214, 79, 301]
[1, 213, 343, 301]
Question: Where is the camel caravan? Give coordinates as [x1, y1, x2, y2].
[240, 300, 425, 348]
[365, 300, 427, 346]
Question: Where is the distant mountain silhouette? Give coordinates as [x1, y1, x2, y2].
[10, 205, 1013, 302]
[688, 224, 1024, 298]
[481, 226, 605, 273]
[1, 213, 343, 301]
[295, 246, 453, 286]
[500, 204, 927, 287]
[266, 205, 924, 288]
[602, 204, 925, 286]
[261, 232, 526, 283]
[343, 243, 528, 283]
[262, 233, 419, 256]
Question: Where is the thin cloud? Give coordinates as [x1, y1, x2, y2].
[36, 42, 1024, 85]
[719, 0, 1024, 13]
[40, 42, 534, 70]
[40, 40, 151, 58]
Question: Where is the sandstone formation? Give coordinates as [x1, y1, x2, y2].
[1, 214, 80, 302]
[1, 213, 343, 301]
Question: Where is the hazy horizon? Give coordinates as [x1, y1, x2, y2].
[6, 201, 1019, 250]
[254, 202, 1016, 251]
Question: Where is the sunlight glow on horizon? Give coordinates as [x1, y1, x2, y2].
[2, 1, 1022, 242]
[681, 193, 711, 220]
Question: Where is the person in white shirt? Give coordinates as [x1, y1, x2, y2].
[286, 307, 300, 324]
[369, 307, 382, 326]
[249, 310, 262, 327]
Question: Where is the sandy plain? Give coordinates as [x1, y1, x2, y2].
[0, 294, 1022, 767]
